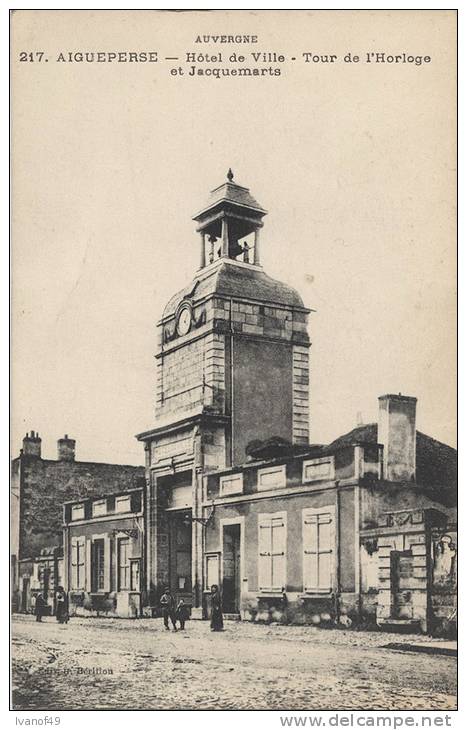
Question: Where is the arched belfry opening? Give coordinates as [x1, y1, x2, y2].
[193, 169, 267, 269]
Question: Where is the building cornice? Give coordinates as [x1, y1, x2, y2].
[136, 411, 230, 442]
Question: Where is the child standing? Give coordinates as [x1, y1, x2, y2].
[175, 598, 189, 630]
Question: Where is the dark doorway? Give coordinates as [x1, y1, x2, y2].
[169, 514, 192, 605]
[21, 578, 29, 612]
[222, 523, 241, 614]
[390, 550, 413, 619]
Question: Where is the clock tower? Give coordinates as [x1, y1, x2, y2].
[137, 171, 311, 613]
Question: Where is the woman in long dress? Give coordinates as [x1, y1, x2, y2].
[210, 584, 223, 631]
[55, 588, 69, 624]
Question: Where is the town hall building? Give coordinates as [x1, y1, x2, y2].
[59, 172, 456, 635]
[133, 172, 457, 635]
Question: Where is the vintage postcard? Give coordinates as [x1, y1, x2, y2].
[10, 9, 457, 716]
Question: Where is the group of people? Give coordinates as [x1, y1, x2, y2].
[34, 587, 69, 624]
[34, 584, 224, 631]
[160, 584, 224, 632]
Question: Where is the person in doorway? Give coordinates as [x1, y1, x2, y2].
[175, 598, 190, 630]
[210, 584, 224, 632]
[160, 587, 177, 631]
[34, 592, 47, 622]
[55, 587, 69, 624]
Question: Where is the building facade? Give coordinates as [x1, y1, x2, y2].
[11, 432, 145, 613]
[135, 173, 457, 635]
[63, 489, 144, 618]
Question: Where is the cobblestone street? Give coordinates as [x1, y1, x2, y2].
[12, 615, 456, 711]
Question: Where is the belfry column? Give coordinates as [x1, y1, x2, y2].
[221, 218, 229, 257]
[199, 232, 206, 268]
[253, 228, 261, 265]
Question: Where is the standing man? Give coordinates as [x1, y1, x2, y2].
[160, 587, 177, 631]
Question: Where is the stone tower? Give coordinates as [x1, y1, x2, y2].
[137, 171, 311, 611]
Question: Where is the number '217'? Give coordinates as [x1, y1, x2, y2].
[19, 52, 46, 62]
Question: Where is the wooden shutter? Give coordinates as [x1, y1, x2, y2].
[303, 514, 318, 591]
[103, 536, 111, 592]
[303, 510, 333, 592]
[317, 513, 333, 590]
[271, 517, 286, 590]
[85, 538, 92, 591]
[71, 538, 77, 590]
[258, 520, 272, 590]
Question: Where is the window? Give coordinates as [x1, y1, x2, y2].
[220, 474, 243, 496]
[302, 507, 335, 593]
[92, 499, 107, 517]
[118, 538, 130, 590]
[258, 513, 286, 591]
[91, 539, 105, 592]
[115, 495, 131, 513]
[71, 503, 85, 521]
[71, 538, 85, 589]
[205, 553, 220, 590]
[257, 465, 286, 491]
[303, 457, 334, 483]
[130, 560, 140, 591]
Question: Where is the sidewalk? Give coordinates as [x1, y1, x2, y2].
[383, 640, 457, 656]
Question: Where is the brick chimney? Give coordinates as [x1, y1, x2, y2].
[57, 435, 76, 462]
[22, 431, 42, 458]
[378, 394, 417, 481]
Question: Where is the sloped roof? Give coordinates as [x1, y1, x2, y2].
[162, 261, 306, 319]
[326, 422, 457, 497]
[326, 423, 378, 452]
[194, 181, 266, 219]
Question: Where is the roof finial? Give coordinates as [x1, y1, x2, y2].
[227, 168, 234, 182]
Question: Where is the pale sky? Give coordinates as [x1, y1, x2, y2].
[11, 10, 456, 464]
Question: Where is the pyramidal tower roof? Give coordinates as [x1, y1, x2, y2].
[193, 169, 267, 221]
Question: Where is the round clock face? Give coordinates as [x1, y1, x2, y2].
[177, 305, 192, 336]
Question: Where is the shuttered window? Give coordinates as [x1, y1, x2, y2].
[91, 539, 105, 592]
[71, 538, 85, 589]
[258, 513, 286, 591]
[118, 538, 130, 590]
[303, 508, 334, 592]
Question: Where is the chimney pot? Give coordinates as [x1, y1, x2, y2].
[22, 431, 42, 458]
[57, 435, 76, 462]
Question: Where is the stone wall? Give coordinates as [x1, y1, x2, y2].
[14, 456, 145, 559]
[292, 345, 310, 444]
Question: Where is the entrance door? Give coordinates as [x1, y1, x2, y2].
[169, 515, 192, 604]
[222, 524, 241, 614]
[391, 550, 413, 619]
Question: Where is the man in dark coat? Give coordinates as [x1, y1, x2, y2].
[160, 587, 177, 631]
[34, 593, 47, 622]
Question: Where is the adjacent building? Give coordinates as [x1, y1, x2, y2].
[11, 433, 145, 613]
[63, 488, 144, 618]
